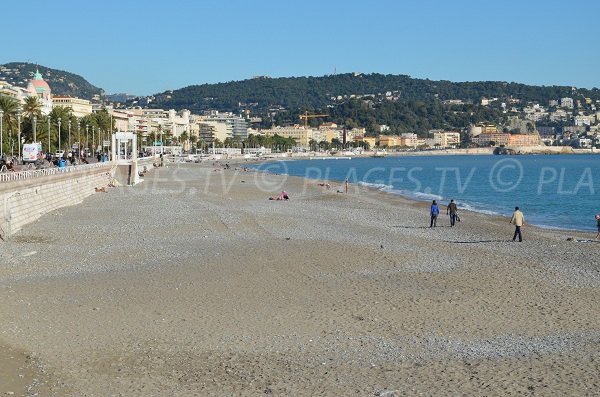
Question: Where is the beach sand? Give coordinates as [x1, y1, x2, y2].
[1, 161, 599, 396]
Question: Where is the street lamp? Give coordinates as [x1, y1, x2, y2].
[46, 115, 50, 154]
[68, 119, 71, 156]
[92, 126, 95, 154]
[0, 110, 4, 158]
[57, 117, 62, 154]
[33, 116, 37, 145]
[77, 120, 81, 158]
[85, 124, 89, 155]
[17, 110, 21, 160]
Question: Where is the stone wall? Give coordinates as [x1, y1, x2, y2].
[0, 165, 114, 240]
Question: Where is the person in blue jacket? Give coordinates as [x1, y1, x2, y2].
[430, 200, 440, 227]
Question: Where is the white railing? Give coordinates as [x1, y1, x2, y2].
[0, 162, 113, 183]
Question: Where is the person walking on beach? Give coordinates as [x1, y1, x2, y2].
[595, 214, 600, 240]
[447, 199, 458, 227]
[510, 206, 525, 242]
[430, 200, 440, 228]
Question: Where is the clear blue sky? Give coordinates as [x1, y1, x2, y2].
[2, 0, 598, 95]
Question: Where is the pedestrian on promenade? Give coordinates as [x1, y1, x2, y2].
[430, 200, 440, 228]
[510, 206, 525, 242]
[595, 214, 600, 240]
[447, 199, 458, 227]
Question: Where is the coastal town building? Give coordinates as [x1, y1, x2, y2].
[400, 133, 419, 147]
[378, 135, 400, 147]
[508, 132, 542, 146]
[550, 109, 568, 122]
[574, 115, 593, 126]
[258, 126, 314, 146]
[352, 136, 376, 148]
[471, 132, 510, 146]
[431, 131, 461, 148]
[560, 97, 574, 108]
[52, 95, 93, 118]
[472, 132, 541, 147]
[26, 69, 53, 115]
[0, 81, 29, 103]
[203, 112, 248, 141]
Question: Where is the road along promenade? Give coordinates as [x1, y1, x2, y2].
[0, 161, 599, 396]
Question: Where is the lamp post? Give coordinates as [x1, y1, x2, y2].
[57, 117, 62, 154]
[33, 116, 37, 146]
[68, 119, 71, 156]
[0, 110, 4, 158]
[77, 120, 81, 158]
[17, 110, 21, 161]
[92, 126, 95, 155]
[46, 115, 50, 154]
[85, 124, 89, 155]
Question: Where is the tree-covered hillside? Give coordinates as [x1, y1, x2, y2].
[0, 62, 103, 99]
[152, 73, 600, 115]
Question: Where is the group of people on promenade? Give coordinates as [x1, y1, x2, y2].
[430, 199, 527, 242]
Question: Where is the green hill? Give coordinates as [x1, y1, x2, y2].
[0, 62, 103, 100]
[150, 73, 600, 134]
[152, 73, 600, 114]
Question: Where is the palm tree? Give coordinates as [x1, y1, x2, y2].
[0, 95, 20, 154]
[22, 96, 42, 119]
[189, 135, 198, 152]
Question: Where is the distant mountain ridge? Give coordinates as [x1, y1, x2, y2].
[0, 62, 103, 100]
[151, 73, 600, 114]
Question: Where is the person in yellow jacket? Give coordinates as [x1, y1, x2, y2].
[510, 206, 525, 242]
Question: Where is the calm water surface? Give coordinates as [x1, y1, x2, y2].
[254, 154, 600, 232]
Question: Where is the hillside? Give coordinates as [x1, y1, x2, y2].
[0, 62, 103, 100]
[151, 73, 600, 115]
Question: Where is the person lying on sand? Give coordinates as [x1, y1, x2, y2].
[268, 191, 289, 201]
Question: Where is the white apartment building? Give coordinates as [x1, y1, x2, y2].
[574, 115, 593, 126]
[560, 97, 574, 108]
[550, 109, 568, 122]
[400, 133, 419, 148]
[432, 131, 461, 148]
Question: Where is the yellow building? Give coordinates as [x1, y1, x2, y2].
[378, 135, 400, 147]
[480, 124, 498, 134]
[260, 126, 315, 146]
[52, 95, 93, 118]
[320, 129, 340, 143]
[353, 136, 376, 148]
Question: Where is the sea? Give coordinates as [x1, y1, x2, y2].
[253, 154, 600, 232]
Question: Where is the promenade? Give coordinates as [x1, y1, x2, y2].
[1, 162, 599, 396]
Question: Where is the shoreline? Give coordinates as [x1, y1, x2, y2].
[1, 161, 599, 395]
[243, 156, 599, 237]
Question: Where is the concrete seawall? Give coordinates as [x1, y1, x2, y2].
[0, 164, 114, 240]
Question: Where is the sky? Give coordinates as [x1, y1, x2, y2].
[2, 0, 599, 96]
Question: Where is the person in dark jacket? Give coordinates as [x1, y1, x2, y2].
[430, 200, 440, 227]
[447, 199, 458, 227]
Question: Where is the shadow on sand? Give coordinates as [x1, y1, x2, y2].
[394, 225, 452, 229]
[445, 239, 509, 244]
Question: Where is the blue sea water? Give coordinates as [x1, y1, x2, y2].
[253, 154, 600, 232]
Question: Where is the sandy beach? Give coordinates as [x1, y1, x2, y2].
[1, 161, 599, 396]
